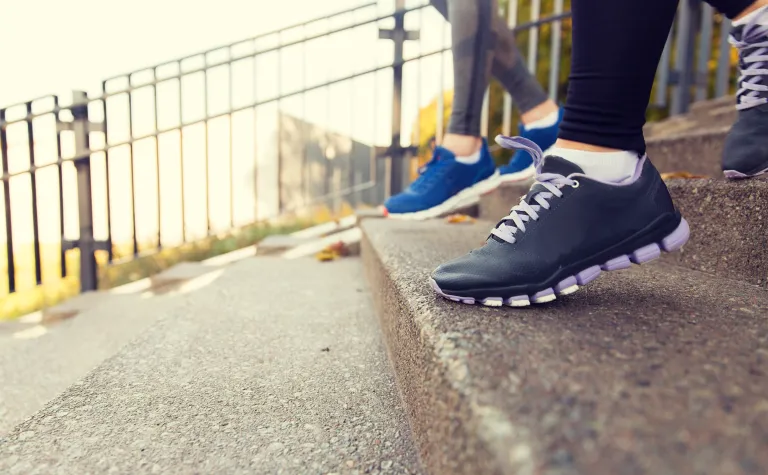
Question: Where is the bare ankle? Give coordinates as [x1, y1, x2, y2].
[442, 134, 482, 156]
[734, 0, 768, 21]
[521, 100, 560, 125]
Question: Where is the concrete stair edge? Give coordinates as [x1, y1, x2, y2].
[361, 224, 513, 475]
[0, 257, 423, 473]
[642, 95, 736, 177]
[361, 218, 768, 475]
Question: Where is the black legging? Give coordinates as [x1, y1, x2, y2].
[430, 0, 550, 136]
[559, 0, 755, 153]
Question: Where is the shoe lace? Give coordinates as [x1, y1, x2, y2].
[410, 150, 450, 192]
[731, 12, 768, 110]
[490, 136, 578, 244]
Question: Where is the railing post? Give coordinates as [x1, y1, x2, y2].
[71, 91, 98, 292]
[379, 0, 419, 197]
[671, 0, 702, 115]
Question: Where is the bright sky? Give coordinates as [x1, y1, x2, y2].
[0, 0, 373, 106]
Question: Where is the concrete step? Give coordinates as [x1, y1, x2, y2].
[361, 218, 768, 475]
[643, 96, 737, 177]
[0, 265, 231, 436]
[644, 96, 738, 178]
[0, 257, 422, 475]
[665, 178, 768, 287]
[644, 108, 735, 141]
[479, 178, 768, 288]
[258, 215, 359, 255]
[646, 126, 729, 177]
[688, 95, 736, 114]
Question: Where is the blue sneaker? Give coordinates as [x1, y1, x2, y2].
[384, 139, 499, 220]
[497, 108, 563, 184]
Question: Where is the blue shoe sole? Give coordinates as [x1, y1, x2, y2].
[387, 170, 500, 221]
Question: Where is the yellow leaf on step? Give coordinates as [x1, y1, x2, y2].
[315, 249, 339, 262]
[445, 214, 476, 224]
[660, 171, 709, 180]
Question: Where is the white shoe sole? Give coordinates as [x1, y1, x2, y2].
[387, 170, 501, 221]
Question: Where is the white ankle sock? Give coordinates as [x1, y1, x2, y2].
[733, 5, 768, 26]
[549, 147, 640, 183]
[524, 110, 560, 130]
[454, 149, 481, 165]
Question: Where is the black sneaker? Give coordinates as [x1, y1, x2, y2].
[430, 136, 690, 307]
[722, 8, 768, 179]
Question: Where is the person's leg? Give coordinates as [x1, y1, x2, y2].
[382, 0, 503, 218]
[429, 0, 693, 306]
[718, 0, 768, 178]
[553, 0, 763, 181]
[488, 14, 555, 122]
[429, 0, 561, 182]
[430, 0, 553, 117]
[384, 0, 558, 218]
[432, 0, 495, 156]
[487, 7, 564, 181]
[549, 0, 680, 183]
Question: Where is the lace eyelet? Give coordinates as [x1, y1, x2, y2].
[570, 180, 580, 189]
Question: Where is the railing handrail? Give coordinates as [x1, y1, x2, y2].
[0, 4, 433, 128]
[102, 2, 380, 83]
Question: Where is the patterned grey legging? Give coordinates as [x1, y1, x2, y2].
[430, 0, 549, 136]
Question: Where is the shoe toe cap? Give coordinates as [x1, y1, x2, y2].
[384, 192, 420, 214]
[723, 107, 768, 175]
[431, 252, 501, 292]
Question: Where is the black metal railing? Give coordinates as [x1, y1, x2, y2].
[0, 0, 740, 301]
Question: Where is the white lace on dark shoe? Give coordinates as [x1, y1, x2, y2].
[491, 136, 579, 244]
[731, 10, 768, 110]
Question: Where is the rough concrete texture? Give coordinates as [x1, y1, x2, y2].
[290, 215, 359, 240]
[643, 95, 736, 177]
[36, 291, 117, 322]
[257, 234, 314, 255]
[362, 218, 768, 475]
[0, 268, 227, 436]
[259, 216, 360, 255]
[0, 257, 422, 475]
[644, 98, 736, 141]
[666, 178, 768, 287]
[149, 261, 222, 289]
[645, 127, 728, 177]
[281, 227, 362, 259]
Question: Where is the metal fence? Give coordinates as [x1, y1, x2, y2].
[0, 0, 740, 299]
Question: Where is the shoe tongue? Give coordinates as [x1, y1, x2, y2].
[731, 24, 745, 42]
[519, 155, 583, 205]
[433, 146, 456, 161]
[540, 155, 584, 176]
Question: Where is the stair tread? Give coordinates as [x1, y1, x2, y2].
[0, 257, 421, 474]
[0, 290, 185, 436]
[362, 218, 768, 475]
[643, 96, 736, 177]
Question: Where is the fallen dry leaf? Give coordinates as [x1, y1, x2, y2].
[315, 249, 338, 262]
[445, 214, 476, 224]
[315, 241, 349, 262]
[660, 171, 709, 180]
